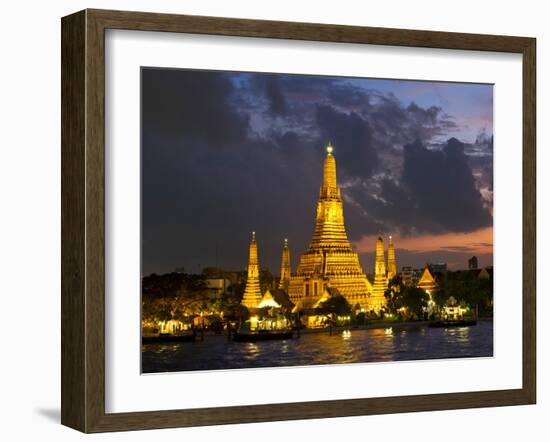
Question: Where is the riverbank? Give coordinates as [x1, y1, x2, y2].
[168, 318, 493, 341]
[142, 319, 494, 373]
[298, 320, 430, 335]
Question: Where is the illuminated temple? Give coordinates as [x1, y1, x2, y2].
[241, 232, 262, 309]
[241, 144, 398, 314]
[287, 144, 379, 312]
[371, 237, 389, 309]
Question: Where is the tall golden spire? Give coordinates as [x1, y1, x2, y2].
[323, 142, 337, 189]
[308, 143, 350, 250]
[372, 236, 388, 307]
[375, 237, 386, 275]
[279, 238, 291, 291]
[387, 235, 397, 281]
[241, 231, 262, 309]
[289, 143, 376, 312]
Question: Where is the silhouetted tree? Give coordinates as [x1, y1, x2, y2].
[316, 294, 352, 318]
[397, 286, 429, 320]
[384, 275, 404, 315]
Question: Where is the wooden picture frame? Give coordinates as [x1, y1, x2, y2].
[61, 8, 536, 433]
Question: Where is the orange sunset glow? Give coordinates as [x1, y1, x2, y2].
[353, 227, 493, 265]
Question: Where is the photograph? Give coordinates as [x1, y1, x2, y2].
[0, 0, 542, 437]
[140, 68, 494, 373]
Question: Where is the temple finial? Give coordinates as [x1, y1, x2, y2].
[322, 142, 337, 189]
[252, 231, 256, 240]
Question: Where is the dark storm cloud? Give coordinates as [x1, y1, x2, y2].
[315, 104, 379, 178]
[142, 68, 493, 274]
[402, 137, 492, 231]
[469, 132, 494, 191]
[316, 81, 459, 150]
[369, 100, 459, 150]
[251, 74, 288, 117]
[142, 68, 250, 146]
[429, 131, 493, 211]
[142, 69, 326, 274]
[142, 129, 322, 275]
[345, 138, 492, 240]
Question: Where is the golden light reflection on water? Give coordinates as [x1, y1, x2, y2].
[142, 322, 493, 373]
[244, 343, 260, 361]
[444, 327, 470, 344]
[281, 341, 289, 354]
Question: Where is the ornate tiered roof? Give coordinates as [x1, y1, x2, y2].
[288, 144, 381, 312]
[241, 232, 262, 309]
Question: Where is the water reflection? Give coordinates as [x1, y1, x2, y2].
[142, 320, 493, 373]
[243, 343, 260, 361]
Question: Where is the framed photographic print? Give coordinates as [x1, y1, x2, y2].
[61, 9, 536, 433]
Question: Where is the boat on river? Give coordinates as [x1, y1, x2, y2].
[428, 319, 477, 328]
[232, 329, 294, 342]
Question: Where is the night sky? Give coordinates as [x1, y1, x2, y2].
[141, 68, 493, 276]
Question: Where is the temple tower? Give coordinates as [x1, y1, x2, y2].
[279, 238, 291, 291]
[387, 235, 397, 281]
[371, 237, 388, 308]
[241, 231, 262, 309]
[288, 143, 374, 310]
[308, 143, 350, 250]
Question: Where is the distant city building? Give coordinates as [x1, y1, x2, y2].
[412, 268, 424, 283]
[430, 263, 447, 274]
[205, 278, 230, 298]
[202, 267, 241, 285]
[400, 266, 414, 286]
[468, 256, 478, 270]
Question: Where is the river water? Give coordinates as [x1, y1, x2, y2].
[141, 320, 493, 373]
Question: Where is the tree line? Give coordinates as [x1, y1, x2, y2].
[384, 270, 493, 320]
